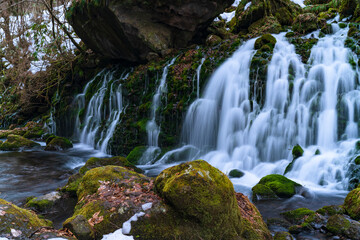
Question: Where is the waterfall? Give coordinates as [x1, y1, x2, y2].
[73, 69, 128, 154]
[196, 58, 205, 98]
[158, 25, 360, 191]
[140, 57, 177, 163]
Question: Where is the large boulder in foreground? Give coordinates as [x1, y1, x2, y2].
[344, 187, 360, 220]
[63, 160, 271, 239]
[0, 198, 52, 238]
[67, 0, 233, 63]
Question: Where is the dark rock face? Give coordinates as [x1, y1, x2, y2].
[67, 0, 233, 63]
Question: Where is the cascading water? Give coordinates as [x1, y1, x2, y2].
[157, 24, 360, 192]
[140, 58, 177, 163]
[73, 69, 128, 154]
[196, 58, 205, 98]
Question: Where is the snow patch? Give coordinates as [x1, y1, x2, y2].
[244, 2, 252, 11]
[101, 203, 153, 240]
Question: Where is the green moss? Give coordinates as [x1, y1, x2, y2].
[229, 169, 244, 178]
[339, 22, 347, 28]
[79, 156, 143, 175]
[343, 187, 360, 220]
[255, 34, 277, 50]
[315, 149, 321, 155]
[0, 198, 52, 235]
[44, 136, 73, 151]
[326, 214, 351, 235]
[292, 13, 321, 34]
[274, 231, 294, 240]
[23, 126, 44, 139]
[255, 174, 301, 198]
[77, 165, 144, 200]
[127, 146, 147, 165]
[60, 173, 82, 197]
[292, 144, 304, 159]
[281, 208, 315, 224]
[0, 134, 40, 151]
[355, 156, 360, 165]
[339, 0, 357, 19]
[252, 184, 278, 201]
[155, 160, 243, 238]
[316, 205, 344, 216]
[25, 198, 53, 212]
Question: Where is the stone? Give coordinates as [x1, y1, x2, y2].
[67, 0, 233, 63]
[0, 134, 40, 151]
[63, 215, 94, 240]
[44, 136, 73, 151]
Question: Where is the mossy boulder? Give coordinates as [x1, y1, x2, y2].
[252, 184, 278, 201]
[344, 187, 360, 220]
[292, 13, 323, 34]
[252, 174, 302, 200]
[25, 191, 61, 213]
[316, 205, 344, 216]
[326, 214, 360, 239]
[255, 34, 277, 50]
[274, 231, 294, 240]
[0, 134, 40, 151]
[229, 169, 245, 178]
[127, 146, 147, 165]
[154, 160, 243, 238]
[132, 160, 272, 239]
[284, 144, 305, 174]
[231, 0, 302, 35]
[64, 165, 155, 239]
[0, 198, 52, 238]
[281, 208, 315, 224]
[44, 136, 73, 151]
[79, 156, 143, 175]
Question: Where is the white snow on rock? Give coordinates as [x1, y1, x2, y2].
[101, 203, 153, 240]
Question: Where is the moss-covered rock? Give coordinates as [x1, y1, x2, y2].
[316, 205, 345, 216]
[132, 160, 272, 239]
[64, 165, 155, 239]
[79, 156, 143, 175]
[231, 0, 302, 35]
[326, 214, 350, 235]
[253, 174, 302, 199]
[25, 191, 61, 213]
[252, 184, 278, 201]
[154, 160, 243, 238]
[0, 198, 52, 237]
[127, 146, 147, 165]
[250, 34, 277, 106]
[44, 136, 73, 151]
[292, 13, 323, 34]
[229, 169, 245, 178]
[287, 37, 319, 63]
[344, 187, 360, 220]
[284, 144, 305, 174]
[281, 208, 315, 224]
[0, 134, 40, 151]
[274, 231, 294, 240]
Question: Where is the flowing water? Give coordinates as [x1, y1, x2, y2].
[73, 69, 128, 154]
[140, 57, 177, 164]
[152, 24, 359, 196]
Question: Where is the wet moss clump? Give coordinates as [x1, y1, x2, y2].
[127, 146, 147, 164]
[44, 136, 73, 151]
[250, 34, 277, 106]
[253, 174, 301, 199]
[0, 134, 40, 151]
[288, 37, 319, 63]
[343, 187, 360, 220]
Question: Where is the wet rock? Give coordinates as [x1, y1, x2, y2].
[274, 231, 294, 240]
[292, 13, 324, 34]
[127, 146, 147, 165]
[206, 34, 222, 46]
[252, 174, 302, 200]
[231, 0, 302, 35]
[44, 136, 73, 151]
[63, 215, 94, 240]
[344, 187, 360, 220]
[316, 205, 345, 217]
[229, 169, 245, 178]
[26, 191, 61, 212]
[284, 144, 304, 175]
[0, 198, 52, 238]
[339, 0, 357, 19]
[66, 0, 233, 63]
[79, 156, 143, 175]
[0, 134, 40, 151]
[326, 214, 360, 239]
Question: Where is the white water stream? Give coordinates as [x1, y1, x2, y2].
[155, 25, 360, 192]
[73, 69, 128, 154]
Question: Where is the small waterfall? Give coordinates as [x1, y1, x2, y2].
[73, 69, 128, 154]
[140, 57, 177, 163]
[158, 25, 360, 191]
[196, 58, 205, 98]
